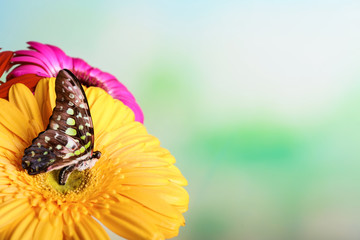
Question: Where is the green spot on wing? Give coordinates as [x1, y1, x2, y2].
[65, 128, 77, 136]
[66, 118, 76, 126]
[67, 108, 74, 115]
[85, 141, 91, 149]
[80, 146, 85, 153]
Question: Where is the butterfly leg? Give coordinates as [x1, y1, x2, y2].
[59, 165, 75, 185]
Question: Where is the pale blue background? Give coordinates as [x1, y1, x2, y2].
[2, 1, 360, 239]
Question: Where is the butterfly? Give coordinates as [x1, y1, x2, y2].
[22, 69, 101, 185]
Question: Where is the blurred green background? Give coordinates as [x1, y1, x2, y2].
[3, 1, 360, 239]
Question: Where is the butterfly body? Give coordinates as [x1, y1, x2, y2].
[22, 69, 101, 185]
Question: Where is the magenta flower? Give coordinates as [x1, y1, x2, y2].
[9, 41, 144, 123]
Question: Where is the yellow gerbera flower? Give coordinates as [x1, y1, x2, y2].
[0, 78, 188, 239]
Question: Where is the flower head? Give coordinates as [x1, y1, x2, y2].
[0, 78, 188, 239]
[8, 42, 144, 123]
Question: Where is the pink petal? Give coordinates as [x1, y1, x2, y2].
[10, 65, 49, 77]
[48, 45, 73, 69]
[14, 50, 55, 76]
[27, 41, 61, 75]
[73, 58, 92, 72]
[11, 56, 44, 66]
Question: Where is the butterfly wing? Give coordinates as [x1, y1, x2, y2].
[22, 69, 95, 174]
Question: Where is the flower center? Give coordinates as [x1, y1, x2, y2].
[28, 166, 103, 206]
[32, 169, 96, 200]
[47, 170, 86, 194]
[73, 70, 107, 89]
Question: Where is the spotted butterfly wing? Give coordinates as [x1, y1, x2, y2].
[22, 69, 101, 184]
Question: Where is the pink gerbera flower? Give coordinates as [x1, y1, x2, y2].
[7, 41, 144, 123]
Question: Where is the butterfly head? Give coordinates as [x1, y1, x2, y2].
[92, 151, 101, 160]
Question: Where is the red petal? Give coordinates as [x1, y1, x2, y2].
[0, 51, 13, 78]
[0, 74, 42, 99]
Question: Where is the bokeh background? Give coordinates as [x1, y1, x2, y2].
[2, 1, 360, 239]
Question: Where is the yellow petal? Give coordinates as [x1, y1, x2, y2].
[121, 165, 187, 186]
[86, 87, 135, 134]
[0, 99, 30, 142]
[73, 215, 109, 240]
[97, 203, 164, 240]
[0, 176, 10, 185]
[48, 77, 56, 109]
[85, 88, 111, 134]
[86, 89, 113, 136]
[8, 83, 43, 129]
[0, 126, 19, 154]
[34, 78, 56, 128]
[121, 172, 169, 186]
[9, 210, 38, 240]
[105, 135, 161, 162]
[0, 215, 22, 240]
[0, 198, 30, 228]
[104, 100, 135, 131]
[142, 207, 184, 238]
[120, 187, 183, 219]
[101, 122, 148, 150]
[63, 212, 75, 238]
[85, 86, 107, 110]
[154, 183, 190, 211]
[33, 213, 62, 240]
